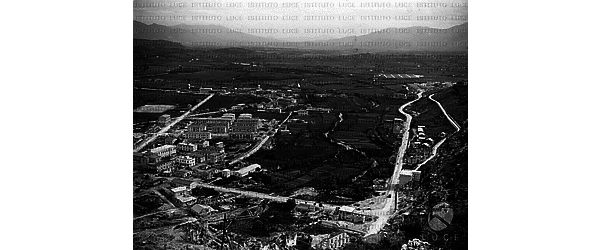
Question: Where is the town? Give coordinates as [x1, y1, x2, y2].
[133, 49, 467, 249]
[132, 3, 468, 247]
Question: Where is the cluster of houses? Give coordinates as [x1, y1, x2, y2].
[405, 125, 434, 164]
[295, 106, 333, 116]
[134, 133, 263, 182]
[133, 141, 226, 176]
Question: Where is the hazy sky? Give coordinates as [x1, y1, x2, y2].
[133, 0, 467, 41]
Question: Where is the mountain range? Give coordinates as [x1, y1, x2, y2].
[133, 21, 467, 51]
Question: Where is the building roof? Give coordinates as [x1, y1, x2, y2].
[235, 164, 261, 175]
[191, 204, 214, 214]
[175, 195, 197, 203]
[171, 186, 187, 192]
[376, 73, 424, 79]
[150, 145, 176, 153]
[339, 206, 355, 213]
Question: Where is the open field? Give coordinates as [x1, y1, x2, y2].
[133, 90, 209, 127]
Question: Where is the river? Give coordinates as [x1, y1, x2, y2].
[324, 112, 380, 182]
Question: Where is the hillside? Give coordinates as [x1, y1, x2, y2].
[304, 23, 468, 52]
[417, 121, 468, 250]
[133, 39, 184, 49]
[134, 21, 280, 47]
[133, 21, 467, 52]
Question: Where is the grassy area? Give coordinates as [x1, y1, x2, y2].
[429, 85, 468, 125]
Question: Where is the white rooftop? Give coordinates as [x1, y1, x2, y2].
[175, 196, 197, 202]
[339, 206, 355, 213]
[171, 187, 187, 192]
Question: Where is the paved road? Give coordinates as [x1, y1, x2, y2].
[194, 182, 353, 214]
[228, 111, 293, 165]
[365, 90, 424, 236]
[429, 93, 461, 131]
[415, 137, 447, 171]
[133, 94, 215, 152]
[415, 93, 461, 171]
[144, 95, 428, 235]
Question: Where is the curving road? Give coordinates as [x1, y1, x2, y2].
[228, 111, 293, 165]
[429, 93, 461, 132]
[365, 90, 424, 236]
[415, 93, 461, 171]
[146, 91, 426, 236]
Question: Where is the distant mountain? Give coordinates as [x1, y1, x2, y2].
[302, 23, 468, 51]
[134, 21, 280, 47]
[133, 21, 467, 51]
[133, 38, 184, 49]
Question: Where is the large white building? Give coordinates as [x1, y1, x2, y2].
[149, 145, 176, 157]
[234, 164, 261, 177]
[177, 142, 198, 152]
[176, 155, 196, 167]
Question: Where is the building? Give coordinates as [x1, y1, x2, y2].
[239, 113, 252, 119]
[334, 206, 372, 223]
[306, 107, 332, 113]
[205, 152, 225, 164]
[312, 232, 350, 250]
[196, 131, 212, 140]
[230, 132, 255, 141]
[221, 169, 231, 178]
[393, 118, 404, 134]
[206, 123, 228, 134]
[174, 195, 197, 207]
[398, 170, 422, 187]
[186, 124, 212, 140]
[177, 142, 198, 152]
[149, 145, 177, 157]
[234, 164, 261, 177]
[148, 159, 175, 174]
[373, 73, 425, 85]
[293, 204, 319, 215]
[171, 178, 199, 190]
[191, 117, 233, 126]
[232, 118, 259, 133]
[190, 204, 215, 216]
[187, 117, 233, 138]
[187, 151, 207, 164]
[193, 169, 215, 180]
[222, 113, 236, 122]
[173, 169, 192, 178]
[168, 186, 189, 197]
[176, 155, 196, 167]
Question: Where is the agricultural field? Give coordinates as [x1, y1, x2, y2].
[197, 94, 269, 112]
[133, 41, 468, 249]
[133, 90, 209, 126]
